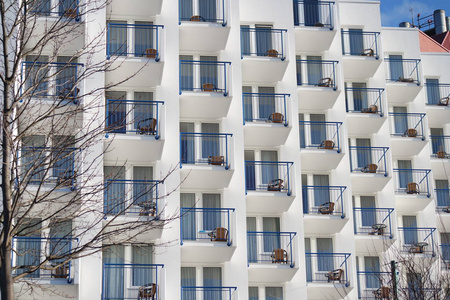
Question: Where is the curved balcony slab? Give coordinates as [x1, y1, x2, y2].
[300, 150, 344, 171]
[342, 56, 381, 79]
[105, 59, 164, 88]
[241, 58, 288, 83]
[248, 264, 298, 283]
[181, 242, 236, 263]
[294, 27, 336, 52]
[304, 216, 348, 235]
[107, 0, 162, 17]
[244, 124, 291, 147]
[386, 82, 422, 104]
[246, 192, 295, 214]
[104, 135, 164, 163]
[180, 166, 234, 189]
[351, 174, 391, 193]
[180, 92, 231, 119]
[179, 24, 230, 52]
[298, 87, 341, 110]
[346, 114, 386, 136]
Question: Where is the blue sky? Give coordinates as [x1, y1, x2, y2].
[380, 0, 450, 27]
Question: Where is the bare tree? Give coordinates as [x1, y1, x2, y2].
[0, 1, 174, 299]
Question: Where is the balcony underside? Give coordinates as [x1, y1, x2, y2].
[300, 150, 344, 171]
[180, 92, 231, 119]
[181, 242, 236, 263]
[390, 138, 427, 157]
[246, 192, 295, 214]
[179, 24, 230, 51]
[104, 135, 164, 163]
[425, 105, 450, 126]
[248, 264, 298, 283]
[105, 59, 164, 88]
[437, 213, 450, 231]
[298, 88, 340, 110]
[294, 27, 336, 52]
[241, 58, 288, 83]
[395, 194, 433, 213]
[430, 158, 450, 178]
[107, 0, 162, 17]
[307, 283, 353, 300]
[351, 174, 391, 193]
[244, 124, 291, 147]
[14, 282, 78, 297]
[386, 83, 422, 104]
[342, 57, 381, 79]
[19, 190, 79, 218]
[102, 218, 163, 242]
[355, 235, 396, 254]
[346, 114, 386, 136]
[303, 216, 348, 235]
[180, 166, 234, 189]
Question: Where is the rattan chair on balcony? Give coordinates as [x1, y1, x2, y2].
[403, 128, 417, 137]
[138, 283, 157, 300]
[268, 112, 284, 124]
[63, 9, 77, 18]
[265, 49, 279, 58]
[409, 242, 428, 254]
[51, 264, 69, 279]
[437, 150, 447, 158]
[267, 179, 284, 191]
[58, 87, 80, 100]
[398, 77, 414, 83]
[318, 202, 335, 214]
[318, 77, 332, 87]
[137, 118, 157, 135]
[439, 95, 450, 106]
[373, 286, 390, 299]
[190, 15, 205, 22]
[318, 140, 335, 150]
[202, 83, 217, 92]
[144, 48, 158, 58]
[361, 48, 374, 56]
[406, 182, 419, 194]
[209, 227, 228, 242]
[443, 206, 450, 213]
[271, 249, 288, 264]
[362, 164, 378, 173]
[325, 269, 344, 283]
[361, 105, 378, 113]
[208, 155, 224, 166]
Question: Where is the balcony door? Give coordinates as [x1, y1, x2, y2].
[181, 193, 196, 240]
[304, 0, 320, 26]
[203, 267, 222, 300]
[247, 217, 258, 263]
[200, 56, 218, 90]
[402, 215, 418, 245]
[307, 56, 323, 85]
[317, 238, 333, 272]
[364, 256, 380, 289]
[430, 128, 445, 154]
[258, 86, 276, 120]
[263, 217, 281, 252]
[299, 113, 306, 148]
[132, 245, 153, 287]
[389, 54, 404, 80]
[201, 123, 220, 159]
[134, 92, 154, 132]
[15, 219, 42, 278]
[25, 55, 49, 96]
[108, 21, 127, 56]
[180, 55, 194, 91]
[56, 56, 77, 97]
[310, 114, 326, 146]
[393, 106, 408, 135]
[104, 166, 126, 214]
[436, 180, 450, 207]
[133, 166, 153, 207]
[135, 21, 153, 56]
[313, 174, 330, 207]
[243, 86, 253, 122]
[352, 82, 368, 111]
[397, 160, 413, 190]
[302, 174, 309, 213]
[52, 135, 75, 180]
[103, 245, 125, 300]
[255, 25, 273, 56]
[22, 135, 45, 184]
[360, 196, 376, 227]
[305, 238, 312, 281]
[245, 150, 256, 191]
[199, 0, 217, 22]
[348, 29, 364, 55]
[202, 194, 221, 233]
[356, 138, 372, 169]
[181, 267, 196, 300]
[49, 219, 72, 270]
[426, 78, 440, 105]
[105, 91, 127, 133]
[59, 0, 76, 16]
[261, 150, 278, 185]
[180, 122, 195, 164]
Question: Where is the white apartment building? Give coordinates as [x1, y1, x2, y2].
[10, 0, 450, 299]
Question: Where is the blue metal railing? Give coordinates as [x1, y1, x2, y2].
[299, 121, 342, 152]
[179, 132, 232, 169]
[179, 60, 231, 96]
[105, 100, 164, 139]
[181, 286, 237, 300]
[247, 231, 296, 267]
[293, 0, 334, 29]
[106, 23, 164, 61]
[296, 60, 339, 90]
[305, 253, 351, 286]
[242, 93, 290, 126]
[240, 27, 287, 60]
[385, 58, 421, 85]
[398, 227, 436, 256]
[345, 87, 384, 116]
[393, 169, 431, 197]
[28, 0, 80, 21]
[244, 161, 294, 195]
[440, 245, 450, 268]
[19, 147, 77, 188]
[341, 30, 380, 58]
[104, 179, 161, 217]
[389, 113, 426, 140]
[436, 189, 450, 208]
[178, 0, 226, 26]
[302, 186, 346, 218]
[430, 136, 450, 158]
[356, 271, 391, 300]
[21, 61, 82, 102]
[102, 263, 164, 300]
[349, 146, 389, 176]
[12, 237, 77, 283]
[180, 207, 234, 246]
[425, 83, 450, 105]
[353, 208, 394, 238]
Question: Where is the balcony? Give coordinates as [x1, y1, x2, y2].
[389, 113, 426, 157]
[103, 179, 163, 241]
[12, 237, 77, 284]
[297, 60, 340, 110]
[245, 161, 294, 213]
[102, 263, 164, 300]
[293, 1, 336, 52]
[241, 27, 288, 82]
[394, 169, 432, 212]
[28, 1, 80, 20]
[306, 253, 352, 300]
[181, 287, 237, 300]
[341, 31, 381, 79]
[430, 136, 450, 178]
[179, 0, 229, 51]
[303, 186, 348, 234]
[107, 0, 162, 18]
[300, 121, 343, 171]
[354, 208, 395, 253]
[440, 245, 450, 269]
[180, 207, 235, 263]
[242, 93, 291, 146]
[357, 272, 392, 300]
[180, 133, 233, 189]
[179, 60, 232, 119]
[385, 58, 422, 102]
[349, 147, 390, 193]
[106, 23, 164, 87]
[425, 83, 450, 125]
[398, 227, 436, 256]
[104, 100, 164, 163]
[345, 88, 385, 135]
[436, 189, 450, 211]
[247, 231, 298, 282]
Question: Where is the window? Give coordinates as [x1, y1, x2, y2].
[436, 180, 450, 207]
[15, 219, 42, 278]
[402, 215, 418, 245]
[430, 128, 445, 154]
[426, 78, 440, 105]
[247, 216, 282, 263]
[181, 266, 223, 300]
[389, 54, 404, 80]
[393, 106, 408, 135]
[180, 122, 220, 164]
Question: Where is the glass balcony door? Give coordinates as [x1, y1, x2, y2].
[200, 56, 218, 90]
[317, 238, 333, 272]
[199, 0, 217, 22]
[133, 92, 154, 133]
[180, 122, 195, 164]
[203, 267, 222, 300]
[103, 245, 125, 299]
[310, 114, 326, 145]
[25, 55, 49, 96]
[364, 256, 380, 289]
[261, 151, 278, 186]
[426, 78, 440, 105]
[202, 194, 221, 232]
[430, 128, 445, 154]
[348, 29, 364, 55]
[52, 135, 75, 180]
[255, 25, 273, 56]
[104, 166, 126, 214]
[307, 56, 323, 85]
[135, 21, 154, 57]
[352, 82, 368, 111]
[402, 216, 418, 245]
[132, 166, 153, 207]
[59, 0, 77, 16]
[305, 238, 313, 281]
[262, 217, 281, 252]
[356, 138, 372, 169]
[304, 0, 320, 26]
[21, 135, 46, 184]
[55, 56, 77, 98]
[180, 55, 194, 91]
[389, 55, 404, 80]
[15, 219, 42, 278]
[106, 91, 127, 133]
[258, 87, 276, 121]
[132, 245, 153, 287]
[436, 180, 450, 207]
[201, 123, 220, 159]
[245, 150, 256, 191]
[360, 196, 376, 227]
[397, 160, 413, 190]
[181, 267, 196, 300]
[108, 21, 127, 56]
[393, 106, 408, 135]
[313, 174, 329, 207]
[247, 217, 257, 262]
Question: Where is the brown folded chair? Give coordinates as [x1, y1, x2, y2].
[271, 248, 288, 264]
[318, 202, 335, 214]
[267, 179, 283, 191]
[138, 283, 156, 300]
[362, 164, 378, 173]
[406, 182, 419, 194]
[325, 269, 343, 282]
[210, 227, 228, 242]
[145, 48, 157, 58]
[190, 15, 204, 22]
[265, 49, 279, 57]
[208, 155, 224, 166]
[269, 112, 284, 123]
[361, 105, 377, 113]
[202, 83, 216, 92]
[137, 118, 157, 135]
[318, 77, 332, 87]
[319, 140, 335, 150]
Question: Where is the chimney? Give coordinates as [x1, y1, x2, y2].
[433, 9, 447, 34]
[446, 16, 450, 32]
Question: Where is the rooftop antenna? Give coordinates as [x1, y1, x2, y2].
[410, 7, 415, 26]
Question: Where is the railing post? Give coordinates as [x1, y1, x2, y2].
[283, 94, 288, 127]
[179, 61, 182, 95]
[287, 162, 291, 196]
[106, 23, 110, 59]
[329, 2, 334, 30]
[222, 0, 226, 26]
[289, 233, 294, 268]
[375, 32, 379, 59]
[416, 60, 420, 85]
[155, 26, 160, 62]
[332, 62, 337, 91]
[383, 148, 388, 177]
[179, 134, 183, 168]
[340, 186, 345, 219]
[281, 30, 285, 61]
[426, 170, 430, 197]
[420, 114, 425, 141]
[223, 62, 228, 96]
[180, 208, 184, 245]
[336, 122, 341, 153]
[349, 147, 353, 172]
[388, 209, 393, 239]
